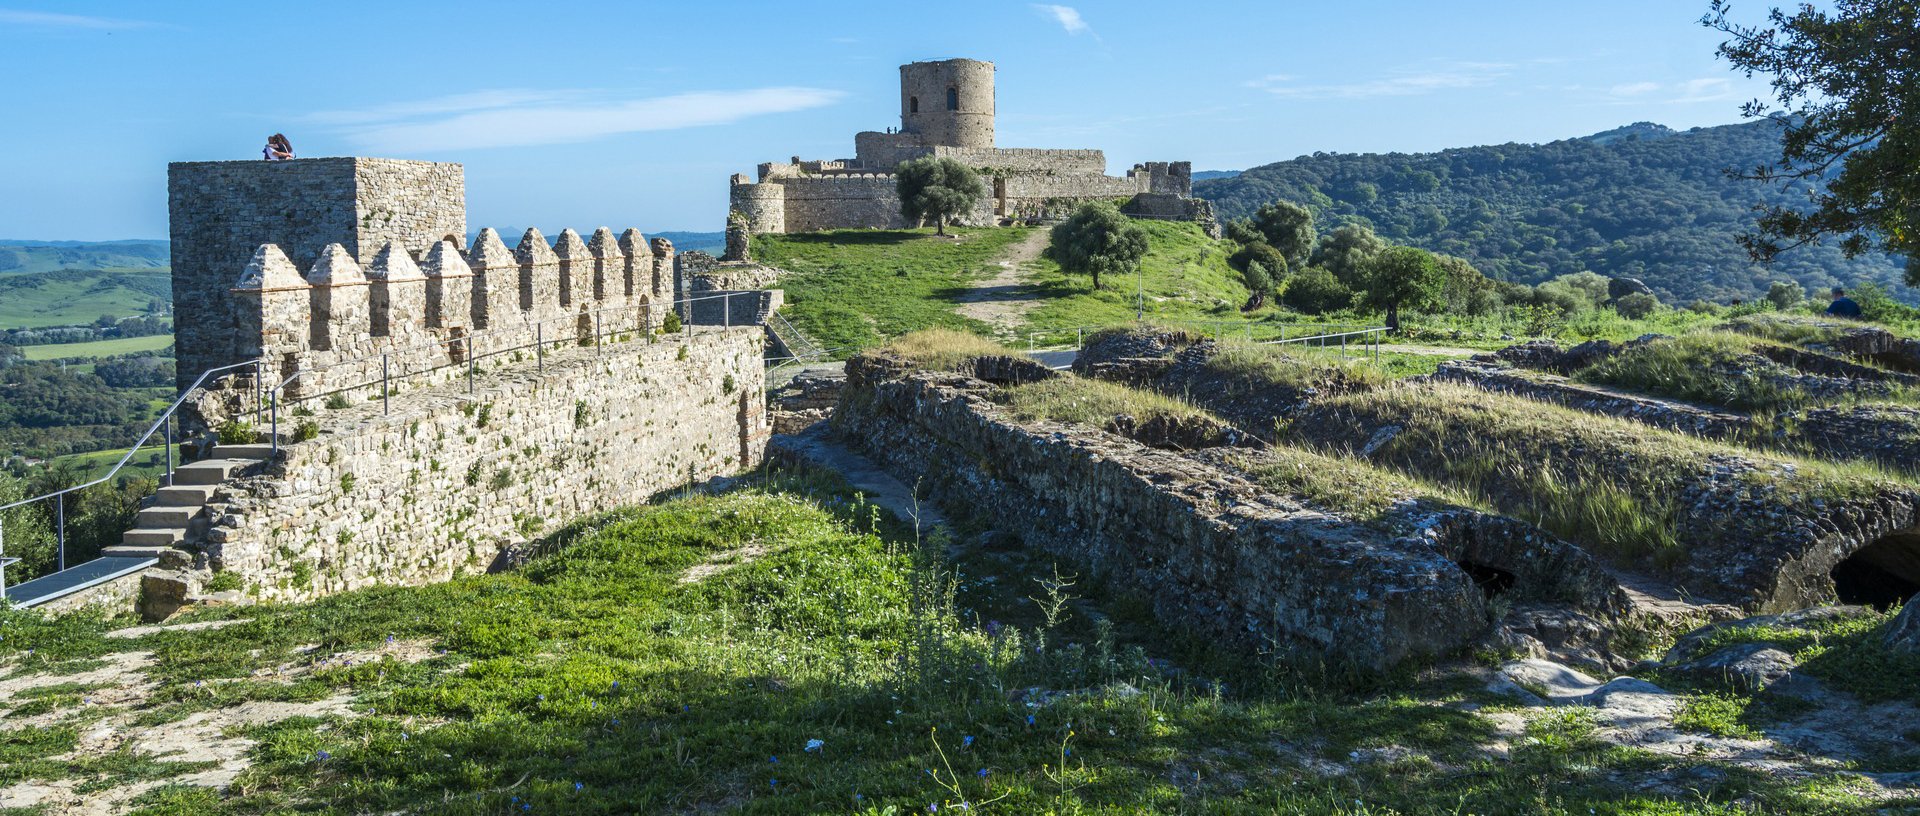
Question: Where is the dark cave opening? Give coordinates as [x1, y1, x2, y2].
[1832, 532, 1920, 611]
[1457, 561, 1517, 598]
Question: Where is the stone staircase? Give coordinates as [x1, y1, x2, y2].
[102, 443, 273, 567]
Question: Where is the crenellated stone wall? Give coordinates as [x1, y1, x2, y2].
[199, 327, 768, 603]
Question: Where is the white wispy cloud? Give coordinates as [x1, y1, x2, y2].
[1601, 77, 1738, 104]
[1033, 4, 1089, 35]
[320, 87, 846, 153]
[0, 9, 158, 29]
[1246, 62, 1513, 99]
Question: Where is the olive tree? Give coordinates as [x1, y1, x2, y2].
[895, 156, 984, 236]
[1048, 202, 1149, 291]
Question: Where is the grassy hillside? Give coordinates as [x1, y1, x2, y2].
[0, 240, 169, 275]
[0, 268, 171, 329]
[19, 334, 173, 361]
[3, 473, 1909, 813]
[1195, 120, 1912, 304]
[1021, 219, 1254, 335]
[751, 228, 1031, 354]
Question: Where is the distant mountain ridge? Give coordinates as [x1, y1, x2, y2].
[1194, 120, 1912, 303]
[0, 240, 169, 275]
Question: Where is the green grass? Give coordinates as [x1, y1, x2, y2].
[751, 227, 1031, 355]
[1020, 220, 1258, 335]
[0, 268, 170, 329]
[1201, 338, 1390, 392]
[1000, 375, 1215, 426]
[1233, 445, 1483, 525]
[20, 334, 174, 361]
[877, 328, 1015, 371]
[1575, 331, 1811, 412]
[44, 442, 183, 482]
[1289, 383, 1895, 566]
[0, 473, 1909, 813]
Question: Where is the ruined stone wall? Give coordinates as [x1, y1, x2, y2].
[201, 328, 768, 603]
[933, 147, 1107, 175]
[776, 176, 910, 232]
[169, 158, 465, 389]
[832, 358, 1514, 669]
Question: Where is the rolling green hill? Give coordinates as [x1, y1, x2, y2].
[0, 269, 171, 329]
[1194, 120, 1912, 304]
[0, 240, 169, 275]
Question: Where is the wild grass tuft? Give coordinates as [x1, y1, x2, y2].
[1575, 331, 1808, 412]
[1203, 338, 1389, 392]
[879, 328, 1013, 371]
[1000, 375, 1214, 426]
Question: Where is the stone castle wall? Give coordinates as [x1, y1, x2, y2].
[774, 176, 911, 232]
[211, 223, 680, 407]
[899, 58, 994, 149]
[202, 328, 768, 603]
[170, 158, 465, 388]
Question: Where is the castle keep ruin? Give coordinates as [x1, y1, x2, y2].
[28, 157, 773, 613]
[727, 58, 1214, 235]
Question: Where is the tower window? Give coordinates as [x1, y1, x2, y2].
[946, 87, 959, 110]
[909, 96, 919, 114]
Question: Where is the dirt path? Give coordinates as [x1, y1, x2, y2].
[1376, 343, 1485, 358]
[954, 228, 1051, 333]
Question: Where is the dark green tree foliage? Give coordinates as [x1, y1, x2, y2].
[1242, 259, 1280, 311]
[1312, 224, 1386, 288]
[1706, 1, 1920, 286]
[1282, 267, 1353, 315]
[895, 157, 984, 236]
[1194, 121, 1912, 303]
[1360, 246, 1446, 330]
[1223, 218, 1263, 246]
[1614, 292, 1660, 319]
[1251, 200, 1316, 267]
[1048, 203, 1149, 290]
[1437, 254, 1504, 316]
[1229, 241, 1288, 276]
[1766, 280, 1805, 310]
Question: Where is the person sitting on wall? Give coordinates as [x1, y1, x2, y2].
[1826, 286, 1863, 318]
[262, 133, 294, 161]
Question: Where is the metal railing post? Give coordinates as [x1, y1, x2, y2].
[54, 494, 65, 573]
[270, 391, 280, 455]
[382, 354, 391, 415]
[252, 360, 263, 422]
[164, 414, 174, 487]
[466, 335, 476, 393]
[723, 293, 731, 328]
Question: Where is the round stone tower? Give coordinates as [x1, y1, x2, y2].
[899, 58, 994, 149]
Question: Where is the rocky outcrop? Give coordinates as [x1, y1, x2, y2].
[1608, 277, 1656, 301]
[831, 354, 1623, 669]
[1781, 404, 1920, 475]
[1888, 595, 1920, 653]
[1072, 333, 1373, 432]
[1830, 326, 1920, 374]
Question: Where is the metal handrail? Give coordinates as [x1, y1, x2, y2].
[1, 359, 261, 597]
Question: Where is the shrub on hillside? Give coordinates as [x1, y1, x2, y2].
[1614, 292, 1660, 319]
[1282, 267, 1353, 315]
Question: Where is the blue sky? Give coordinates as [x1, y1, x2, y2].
[0, 1, 1776, 240]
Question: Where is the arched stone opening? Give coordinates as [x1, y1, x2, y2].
[1832, 531, 1920, 610]
[909, 96, 919, 114]
[946, 87, 959, 110]
[1456, 561, 1517, 598]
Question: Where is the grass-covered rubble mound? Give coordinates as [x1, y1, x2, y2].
[1072, 327, 1920, 616]
[830, 332, 1630, 671]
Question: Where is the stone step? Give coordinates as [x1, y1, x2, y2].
[136, 506, 199, 528]
[102, 544, 180, 559]
[151, 485, 217, 507]
[211, 443, 274, 461]
[121, 528, 186, 548]
[172, 459, 246, 486]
